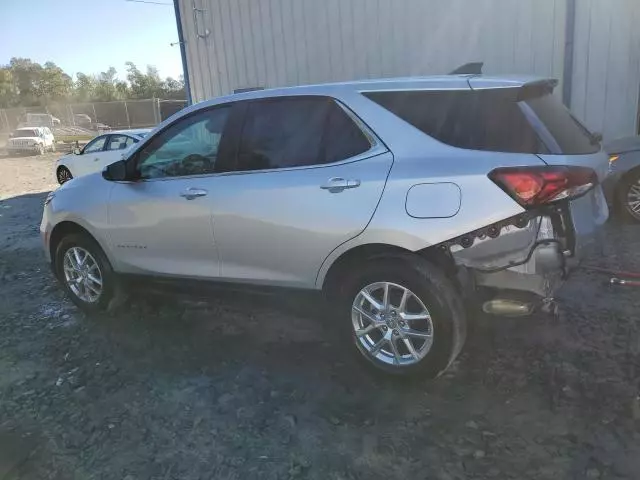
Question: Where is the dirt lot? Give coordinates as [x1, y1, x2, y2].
[1, 153, 640, 480]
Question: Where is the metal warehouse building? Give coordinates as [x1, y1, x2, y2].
[174, 0, 640, 141]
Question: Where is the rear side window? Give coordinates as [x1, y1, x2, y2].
[363, 89, 598, 155]
[235, 97, 371, 172]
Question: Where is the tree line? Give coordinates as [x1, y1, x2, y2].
[0, 58, 186, 108]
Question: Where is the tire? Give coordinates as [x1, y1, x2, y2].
[336, 254, 467, 378]
[57, 166, 72, 184]
[54, 233, 116, 313]
[617, 169, 640, 223]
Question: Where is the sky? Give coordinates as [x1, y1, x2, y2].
[0, 0, 183, 80]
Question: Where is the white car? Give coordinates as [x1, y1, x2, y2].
[55, 129, 151, 184]
[7, 127, 56, 156]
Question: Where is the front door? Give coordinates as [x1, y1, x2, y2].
[210, 96, 393, 288]
[106, 105, 233, 278]
[75, 135, 108, 177]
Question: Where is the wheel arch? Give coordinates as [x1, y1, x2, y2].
[49, 221, 108, 271]
[321, 242, 457, 297]
[615, 164, 640, 203]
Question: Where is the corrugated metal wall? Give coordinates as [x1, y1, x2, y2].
[570, 0, 640, 140]
[178, 0, 640, 140]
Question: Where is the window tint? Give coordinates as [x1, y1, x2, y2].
[524, 94, 599, 154]
[107, 134, 135, 151]
[84, 136, 107, 154]
[364, 90, 545, 154]
[235, 97, 370, 172]
[324, 104, 372, 164]
[364, 89, 599, 155]
[136, 106, 230, 179]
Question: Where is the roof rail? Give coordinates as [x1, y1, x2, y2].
[449, 62, 484, 75]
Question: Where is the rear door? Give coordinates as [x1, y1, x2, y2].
[99, 134, 137, 171]
[209, 96, 393, 287]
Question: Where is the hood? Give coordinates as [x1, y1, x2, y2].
[10, 136, 42, 142]
[56, 153, 73, 165]
[58, 170, 103, 192]
[605, 136, 640, 155]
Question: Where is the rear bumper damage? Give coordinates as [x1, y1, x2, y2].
[446, 206, 603, 302]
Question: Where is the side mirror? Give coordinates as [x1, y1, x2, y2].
[102, 160, 128, 181]
[591, 132, 603, 145]
[73, 147, 82, 155]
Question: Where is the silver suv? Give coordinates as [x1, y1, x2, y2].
[41, 74, 609, 378]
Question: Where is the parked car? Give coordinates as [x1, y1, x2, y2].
[55, 129, 151, 184]
[18, 113, 60, 128]
[602, 136, 640, 222]
[41, 74, 609, 378]
[73, 114, 93, 127]
[7, 127, 56, 155]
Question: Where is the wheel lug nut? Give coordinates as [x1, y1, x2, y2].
[393, 329, 399, 336]
[382, 326, 388, 331]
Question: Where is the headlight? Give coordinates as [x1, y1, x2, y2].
[44, 192, 55, 206]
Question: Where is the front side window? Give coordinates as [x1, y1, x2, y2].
[235, 97, 371, 172]
[136, 106, 230, 179]
[83, 136, 107, 154]
[107, 135, 135, 151]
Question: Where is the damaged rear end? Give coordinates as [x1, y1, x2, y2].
[449, 79, 609, 313]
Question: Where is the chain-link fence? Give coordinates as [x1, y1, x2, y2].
[0, 99, 187, 134]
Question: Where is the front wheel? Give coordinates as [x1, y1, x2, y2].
[338, 255, 467, 378]
[54, 233, 116, 313]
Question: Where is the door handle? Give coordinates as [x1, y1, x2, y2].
[180, 188, 208, 200]
[320, 177, 361, 193]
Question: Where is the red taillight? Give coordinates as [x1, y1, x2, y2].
[489, 166, 597, 207]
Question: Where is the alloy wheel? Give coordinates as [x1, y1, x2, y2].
[62, 247, 103, 303]
[351, 282, 434, 367]
[57, 168, 72, 184]
[626, 180, 640, 220]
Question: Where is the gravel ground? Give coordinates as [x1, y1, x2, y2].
[1, 153, 640, 480]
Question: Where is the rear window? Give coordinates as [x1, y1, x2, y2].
[523, 94, 599, 154]
[363, 89, 599, 155]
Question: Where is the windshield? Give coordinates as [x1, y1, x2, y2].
[12, 129, 38, 137]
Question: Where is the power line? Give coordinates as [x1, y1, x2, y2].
[125, 0, 172, 5]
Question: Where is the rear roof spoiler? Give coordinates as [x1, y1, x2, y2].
[449, 62, 484, 75]
[518, 79, 559, 100]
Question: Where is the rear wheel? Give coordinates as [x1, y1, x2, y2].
[337, 255, 466, 378]
[54, 233, 116, 313]
[617, 169, 640, 223]
[57, 166, 72, 184]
